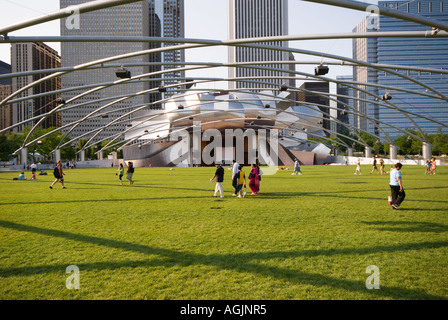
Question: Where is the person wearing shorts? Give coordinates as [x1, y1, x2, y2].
[117, 163, 124, 185]
[126, 162, 134, 185]
[354, 159, 362, 175]
[50, 160, 66, 189]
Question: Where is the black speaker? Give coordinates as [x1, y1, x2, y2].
[116, 68, 131, 79]
[382, 93, 392, 100]
[314, 65, 329, 76]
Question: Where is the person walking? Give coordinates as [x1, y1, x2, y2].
[370, 156, 379, 174]
[256, 161, 263, 193]
[248, 163, 260, 195]
[292, 158, 302, 175]
[30, 162, 37, 175]
[50, 160, 66, 189]
[379, 158, 385, 175]
[126, 161, 135, 185]
[389, 162, 405, 210]
[236, 165, 247, 198]
[210, 163, 225, 198]
[354, 159, 362, 175]
[425, 159, 431, 175]
[117, 163, 124, 185]
[231, 160, 239, 196]
[430, 157, 437, 175]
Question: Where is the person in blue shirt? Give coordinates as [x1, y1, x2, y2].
[18, 172, 27, 180]
[292, 158, 302, 175]
[389, 162, 405, 210]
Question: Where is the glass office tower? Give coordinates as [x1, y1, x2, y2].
[353, 0, 448, 138]
[228, 0, 289, 90]
[60, 0, 184, 142]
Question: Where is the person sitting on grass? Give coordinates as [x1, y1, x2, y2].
[18, 172, 27, 180]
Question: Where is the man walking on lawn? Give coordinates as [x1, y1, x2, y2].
[389, 162, 405, 210]
[211, 163, 225, 198]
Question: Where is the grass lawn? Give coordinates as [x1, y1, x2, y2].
[0, 164, 447, 300]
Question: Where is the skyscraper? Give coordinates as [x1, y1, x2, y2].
[297, 81, 330, 132]
[353, 0, 448, 138]
[10, 43, 61, 132]
[0, 61, 12, 132]
[60, 0, 184, 142]
[228, 0, 289, 90]
[336, 75, 354, 133]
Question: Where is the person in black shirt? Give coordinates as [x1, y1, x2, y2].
[126, 161, 135, 185]
[370, 156, 379, 174]
[210, 163, 225, 198]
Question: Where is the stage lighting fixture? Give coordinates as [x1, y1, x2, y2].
[116, 67, 131, 79]
[382, 93, 392, 100]
[314, 65, 329, 76]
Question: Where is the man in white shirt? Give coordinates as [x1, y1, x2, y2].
[30, 162, 37, 173]
[389, 162, 405, 210]
[231, 160, 239, 196]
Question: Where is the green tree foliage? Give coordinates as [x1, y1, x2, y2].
[427, 128, 448, 155]
[0, 134, 13, 161]
[1, 126, 76, 162]
[393, 129, 423, 155]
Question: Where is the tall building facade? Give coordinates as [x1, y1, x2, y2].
[336, 75, 354, 133]
[11, 43, 61, 132]
[0, 61, 12, 132]
[353, 0, 448, 138]
[228, 0, 290, 90]
[60, 0, 184, 142]
[297, 81, 330, 132]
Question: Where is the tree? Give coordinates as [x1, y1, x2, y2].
[356, 131, 384, 155]
[428, 128, 448, 155]
[0, 134, 13, 161]
[393, 129, 425, 155]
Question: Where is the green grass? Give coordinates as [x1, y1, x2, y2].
[0, 164, 447, 300]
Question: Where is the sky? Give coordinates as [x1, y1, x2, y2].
[0, 0, 379, 90]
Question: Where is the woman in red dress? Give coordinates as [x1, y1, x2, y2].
[248, 163, 260, 195]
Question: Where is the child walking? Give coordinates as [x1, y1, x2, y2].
[236, 165, 247, 198]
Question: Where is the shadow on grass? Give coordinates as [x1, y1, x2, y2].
[361, 221, 448, 233]
[0, 219, 446, 299]
[68, 180, 213, 193]
[0, 196, 209, 206]
[338, 181, 368, 184]
[255, 191, 448, 204]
